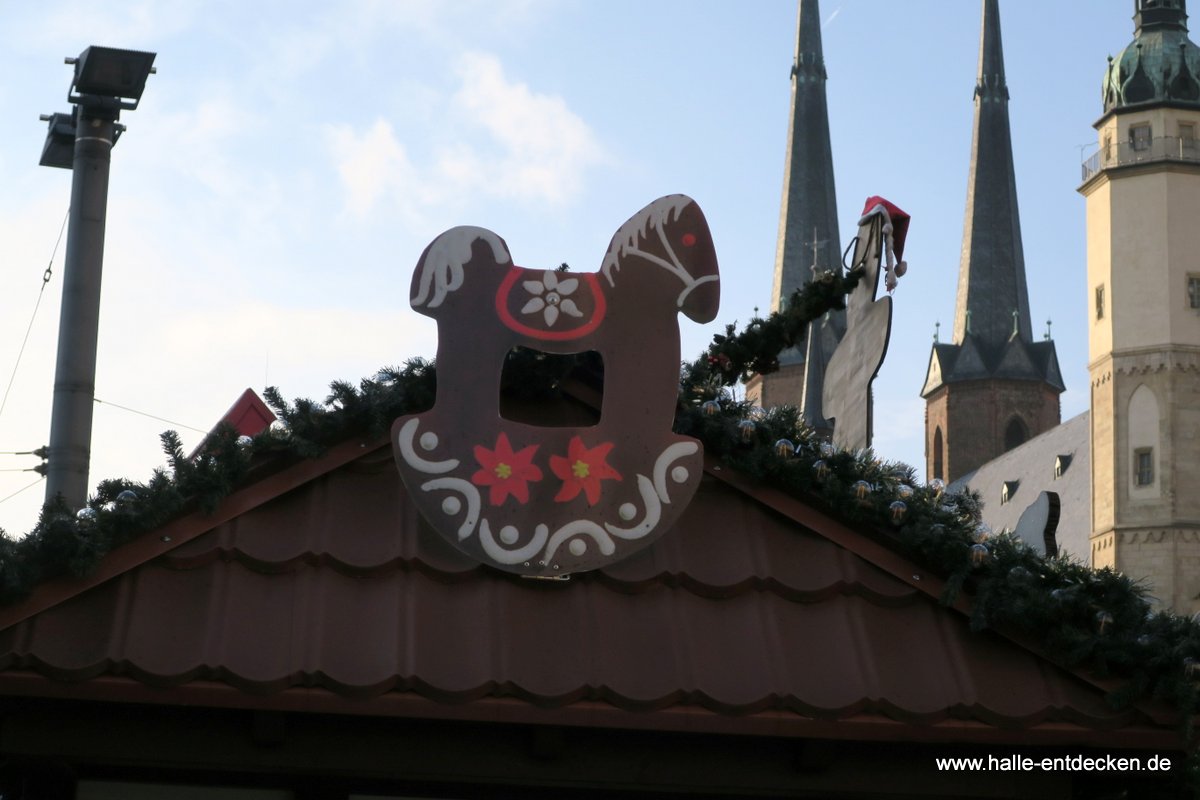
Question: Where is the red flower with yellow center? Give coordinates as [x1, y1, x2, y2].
[471, 433, 543, 506]
[550, 436, 621, 505]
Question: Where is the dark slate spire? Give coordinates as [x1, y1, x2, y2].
[921, 0, 1063, 483]
[769, 0, 843, 432]
[772, 0, 841, 317]
[953, 0, 1033, 349]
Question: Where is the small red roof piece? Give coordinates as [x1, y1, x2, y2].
[0, 439, 1179, 749]
[186, 387, 276, 460]
[210, 387, 276, 439]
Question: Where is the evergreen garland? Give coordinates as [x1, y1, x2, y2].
[0, 269, 1197, 783]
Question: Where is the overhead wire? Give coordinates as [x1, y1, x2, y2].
[93, 397, 208, 435]
[0, 208, 69, 424]
[0, 211, 212, 512]
[0, 477, 44, 506]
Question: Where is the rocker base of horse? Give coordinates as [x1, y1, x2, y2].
[393, 413, 704, 576]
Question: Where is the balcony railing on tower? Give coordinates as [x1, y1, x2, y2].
[1081, 134, 1200, 183]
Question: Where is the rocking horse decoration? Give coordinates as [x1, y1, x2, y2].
[822, 196, 910, 452]
[393, 195, 720, 576]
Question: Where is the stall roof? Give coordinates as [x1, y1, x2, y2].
[0, 433, 1179, 749]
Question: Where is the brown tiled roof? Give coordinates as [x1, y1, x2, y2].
[0, 438, 1179, 748]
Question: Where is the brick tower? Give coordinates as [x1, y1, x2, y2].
[921, 0, 1064, 483]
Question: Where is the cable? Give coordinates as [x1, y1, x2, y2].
[93, 397, 208, 434]
[0, 208, 69, 424]
[0, 476, 43, 506]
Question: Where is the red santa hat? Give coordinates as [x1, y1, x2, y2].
[858, 195, 910, 263]
[858, 196, 911, 293]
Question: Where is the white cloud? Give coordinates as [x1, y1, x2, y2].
[451, 51, 604, 205]
[325, 51, 605, 219]
[134, 95, 261, 199]
[327, 119, 416, 218]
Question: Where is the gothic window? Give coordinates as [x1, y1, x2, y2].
[1128, 385, 1160, 494]
[932, 427, 944, 482]
[1095, 284, 1105, 320]
[1135, 448, 1155, 486]
[1003, 416, 1028, 452]
[1188, 274, 1200, 308]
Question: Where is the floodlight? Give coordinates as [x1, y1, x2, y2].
[38, 111, 77, 169]
[70, 46, 157, 108]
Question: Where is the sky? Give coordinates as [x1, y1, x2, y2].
[0, 1, 1143, 534]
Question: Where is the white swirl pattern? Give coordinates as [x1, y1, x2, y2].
[396, 418, 698, 571]
[419, 477, 481, 541]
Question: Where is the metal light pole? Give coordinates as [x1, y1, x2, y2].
[40, 46, 156, 509]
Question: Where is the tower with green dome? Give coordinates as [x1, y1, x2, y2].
[1101, 0, 1200, 114]
[1080, 0, 1200, 612]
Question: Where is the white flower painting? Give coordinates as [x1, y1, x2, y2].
[520, 271, 584, 327]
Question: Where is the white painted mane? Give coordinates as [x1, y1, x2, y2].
[411, 226, 510, 309]
[600, 195, 692, 284]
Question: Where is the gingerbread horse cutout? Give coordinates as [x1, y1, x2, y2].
[394, 195, 720, 576]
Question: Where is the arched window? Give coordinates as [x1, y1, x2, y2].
[932, 427, 944, 482]
[1128, 384, 1160, 492]
[1004, 416, 1028, 452]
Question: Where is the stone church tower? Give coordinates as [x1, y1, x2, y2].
[746, 0, 844, 435]
[1080, 0, 1200, 612]
[921, 0, 1064, 483]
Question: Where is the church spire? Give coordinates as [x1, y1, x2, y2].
[770, 0, 843, 433]
[772, 0, 840, 315]
[953, 0, 1032, 348]
[921, 0, 1063, 483]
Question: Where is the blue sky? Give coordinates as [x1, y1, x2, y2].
[0, 1, 1141, 532]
